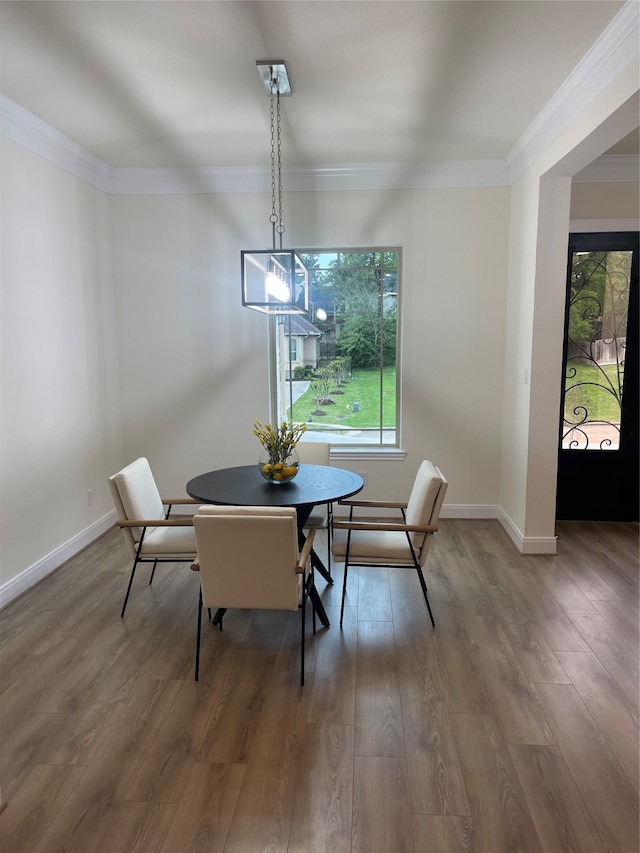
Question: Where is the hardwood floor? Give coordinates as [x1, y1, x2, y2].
[0, 519, 637, 852]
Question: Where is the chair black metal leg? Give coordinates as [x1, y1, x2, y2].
[120, 561, 138, 617]
[339, 526, 353, 627]
[148, 559, 158, 585]
[415, 565, 435, 627]
[305, 571, 317, 635]
[339, 561, 349, 627]
[121, 530, 147, 617]
[312, 591, 317, 636]
[327, 505, 333, 578]
[211, 608, 226, 630]
[403, 528, 435, 628]
[195, 588, 203, 681]
[300, 590, 305, 686]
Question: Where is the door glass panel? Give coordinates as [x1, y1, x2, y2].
[561, 250, 632, 450]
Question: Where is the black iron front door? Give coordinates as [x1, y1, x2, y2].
[556, 232, 639, 521]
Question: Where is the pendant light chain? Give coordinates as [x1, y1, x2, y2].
[269, 79, 278, 251]
[276, 89, 284, 250]
[268, 71, 285, 251]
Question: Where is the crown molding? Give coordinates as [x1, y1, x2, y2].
[109, 159, 511, 194]
[0, 94, 111, 192]
[0, 95, 511, 193]
[573, 154, 639, 183]
[0, 94, 510, 192]
[507, 0, 640, 183]
[285, 160, 511, 192]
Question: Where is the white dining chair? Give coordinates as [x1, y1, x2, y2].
[332, 460, 447, 627]
[297, 441, 333, 576]
[191, 505, 315, 684]
[108, 457, 198, 616]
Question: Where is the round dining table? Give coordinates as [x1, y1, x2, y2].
[186, 463, 364, 627]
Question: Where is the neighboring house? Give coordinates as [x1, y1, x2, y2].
[281, 315, 322, 376]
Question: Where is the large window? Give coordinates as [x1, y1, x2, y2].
[273, 248, 400, 447]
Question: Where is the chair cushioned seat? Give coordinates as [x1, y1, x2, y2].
[140, 524, 196, 556]
[332, 527, 419, 564]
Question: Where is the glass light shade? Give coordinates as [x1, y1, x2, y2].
[265, 272, 290, 302]
[242, 249, 309, 314]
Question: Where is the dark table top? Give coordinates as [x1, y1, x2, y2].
[186, 464, 364, 509]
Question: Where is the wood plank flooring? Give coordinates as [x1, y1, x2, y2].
[0, 519, 637, 852]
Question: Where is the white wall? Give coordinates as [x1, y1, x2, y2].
[110, 191, 275, 491]
[0, 137, 123, 599]
[570, 181, 639, 220]
[110, 185, 510, 506]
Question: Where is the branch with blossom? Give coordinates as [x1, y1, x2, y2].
[253, 419, 306, 465]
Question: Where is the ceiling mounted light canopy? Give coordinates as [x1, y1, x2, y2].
[256, 61, 292, 97]
[242, 61, 308, 315]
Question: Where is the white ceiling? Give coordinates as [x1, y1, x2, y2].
[0, 0, 636, 171]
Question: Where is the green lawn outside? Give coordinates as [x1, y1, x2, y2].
[289, 367, 396, 428]
[563, 361, 622, 424]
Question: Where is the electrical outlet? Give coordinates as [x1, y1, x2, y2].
[87, 489, 94, 507]
[358, 471, 368, 485]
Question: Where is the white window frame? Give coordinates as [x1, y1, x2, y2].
[269, 247, 404, 458]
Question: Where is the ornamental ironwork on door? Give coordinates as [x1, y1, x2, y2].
[561, 248, 632, 450]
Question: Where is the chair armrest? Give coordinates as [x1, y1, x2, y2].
[116, 518, 195, 527]
[337, 498, 408, 509]
[295, 528, 316, 573]
[163, 498, 199, 520]
[332, 520, 438, 533]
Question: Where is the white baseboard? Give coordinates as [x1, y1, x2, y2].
[518, 537, 558, 555]
[497, 507, 558, 555]
[441, 504, 558, 553]
[333, 502, 557, 554]
[0, 510, 116, 610]
[439, 504, 499, 519]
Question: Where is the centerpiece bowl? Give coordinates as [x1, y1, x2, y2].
[258, 447, 300, 484]
[253, 419, 306, 485]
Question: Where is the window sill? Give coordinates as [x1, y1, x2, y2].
[330, 447, 407, 462]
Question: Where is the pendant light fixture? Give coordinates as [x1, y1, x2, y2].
[241, 61, 308, 315]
